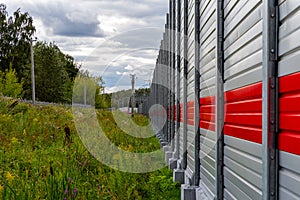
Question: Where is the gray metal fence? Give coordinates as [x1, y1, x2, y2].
[146, 0, 300, 199]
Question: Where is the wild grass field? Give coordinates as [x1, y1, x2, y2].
[0, 98, 180, 199]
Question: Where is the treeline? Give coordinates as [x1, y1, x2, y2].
[111, 88, 150, 108]
[72, 70, 112, 109]
[0, 4, 83, 104]
[32, 42, 79, 103]
[0, 4, 150, 109]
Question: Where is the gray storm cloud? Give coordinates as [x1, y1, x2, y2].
[2, 0, 168, 92]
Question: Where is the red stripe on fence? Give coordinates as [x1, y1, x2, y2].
[279, 71, 300, 155]
[225, 113, 262, 127]
[174, 105, 177, 121]
[180, 104, 183, 122]
[225, 99, 262, 113]
[200, 96, 215, 131]
[224, 82, 262, 144]
[280, 94, 300, 112]
[187, 101, 194, 125]
[224, 124, 262, 144]
[280, 114, 300, 132]
[279, 132, 300, 156]
[225, 82, 262, 103]
[200, 121, 215, 132]
[200, 105, 215, 113]
[200, 113, 215, 123]
[279, 71, 300, 94]
[200, 96, 215, 105]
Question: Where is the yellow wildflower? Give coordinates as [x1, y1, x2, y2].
[0, 184, 3, 192]
[23, 129, 27, 136]
[5, 172, 15, 182]
[33, 118, 38, 122]
[11, 137, 18, 144]
[127, 144, 133, 151]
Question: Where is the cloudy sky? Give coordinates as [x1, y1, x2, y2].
[2, 0, 169, 93]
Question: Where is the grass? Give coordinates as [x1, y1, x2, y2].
[0, 98, 180, 199]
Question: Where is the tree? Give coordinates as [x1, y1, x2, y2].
[0, 4, 81, 103]
[0, 71, 3, 96]
[58, 51, 80, 102]
[63, 54, 80, 81]
[0, 65, 23, 98]
[135, 88, 150, 96]
[0, 4, 35, 79]
[73, 70, 105, 106]
[33, 42, 76, 103]
[96, 93, 112, 109]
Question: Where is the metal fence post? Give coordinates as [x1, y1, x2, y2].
[262, 0, 279, 199]
[171, 0, 176, 154]
[169, 0, 172, 149]
[175, 0, 182, 161]
[216, 0, 225, 199]
[182, 0, 188, 170]
[194, 0, 201, 187]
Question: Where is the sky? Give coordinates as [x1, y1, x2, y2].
[2, 0, 169, 93]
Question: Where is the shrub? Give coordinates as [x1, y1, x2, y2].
[0, 66, 23, 98]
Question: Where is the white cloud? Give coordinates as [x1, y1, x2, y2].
[106, 85, 131, 94]
[124, 65, 133, 71]
[1, 0, 169, 92]
[98, 15, 146, 35]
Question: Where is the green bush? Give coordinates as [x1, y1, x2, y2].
[0, 66, 23, 98]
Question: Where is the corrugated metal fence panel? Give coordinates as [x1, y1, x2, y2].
[278, 2, 300, 197]
[200, 97, 216, 199]
[166, 29, 170, 140]
[162, 37, 167, 139]
[224, 83, 263, 200]
[223, 0, 263, 199]
[167, 23, 171, 142]
[179, 0, 185, 160]
[200, 0, 217, 98]
[163, 30, 169, 138]
[224, 0, 263, 92]
[278, 72, 300, 199]
[278, 151, 300, 200]
[186, 0, 196, 178]
[199, 0, 217, 197]
[278, 0, 300, 77]
[223, 136, 262, 200]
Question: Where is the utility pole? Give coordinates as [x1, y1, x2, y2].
[130, 74, 136, 117]
[30, 37, 37, 105]
[84, 78, 87, 105]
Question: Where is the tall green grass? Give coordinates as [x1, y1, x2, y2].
[0, 99, 180, 199]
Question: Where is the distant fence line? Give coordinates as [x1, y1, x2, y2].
[0, 96, 93, 108]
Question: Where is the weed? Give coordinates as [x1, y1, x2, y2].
[0, 98, 180, 199]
